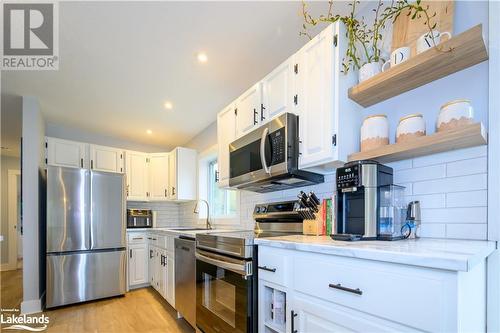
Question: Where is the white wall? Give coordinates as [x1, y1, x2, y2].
[46, 122, 171, 153]
[0, 155, 20, 265]
[21, 96, 45, 314]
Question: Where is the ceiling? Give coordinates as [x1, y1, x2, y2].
[2, 1, 348, 151]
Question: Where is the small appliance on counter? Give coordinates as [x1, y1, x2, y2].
[127, 209, 153, 228]
[405, 200, 422, 239]
[332, 160, 393, 241]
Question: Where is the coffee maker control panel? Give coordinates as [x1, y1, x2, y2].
[336, 164, 360, 190]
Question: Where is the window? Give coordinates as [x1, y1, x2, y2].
[207, 159, 238, 218]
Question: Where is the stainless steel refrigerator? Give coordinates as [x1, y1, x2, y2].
[46, 166, 126, 308]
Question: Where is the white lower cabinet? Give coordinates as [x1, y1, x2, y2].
[128, 241, 148, 287]
[258, 246, 487, 333]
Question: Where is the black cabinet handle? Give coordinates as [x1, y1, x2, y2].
[260, 104, 266, 121]
[258, 265, 276, 273]
[160, 255, 164, 266]
[129, 249, 132, 258]
[328, 283, 362, 295]
[253, 108, 258, 125]
[165, 189, 167, 197]
[90, 160, 94, 169]
[149, 249, 153, 259]
[80, 158, 83, 168]
[291, 310, 297, 333]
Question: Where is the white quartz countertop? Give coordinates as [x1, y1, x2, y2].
[255, 235, 497, 272]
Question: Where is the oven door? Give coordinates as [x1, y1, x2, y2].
[229, 113, 296, 189]
[196, 250, 254, 333]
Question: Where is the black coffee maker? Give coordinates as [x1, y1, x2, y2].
[332, 160, 393, 241]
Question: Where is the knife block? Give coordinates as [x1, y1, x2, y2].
[303, 213, 324, 236]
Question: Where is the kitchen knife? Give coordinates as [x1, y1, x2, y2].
[309, 192, 321, 206]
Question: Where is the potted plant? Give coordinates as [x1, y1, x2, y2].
[301, 0, 438, 82]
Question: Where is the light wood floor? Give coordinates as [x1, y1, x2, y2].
[1, 269, 194, 333]
[0, 268, 23, 309]
[44, 288, 194, 333]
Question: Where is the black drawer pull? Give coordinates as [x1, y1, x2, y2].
[328, 283, 362, 295]
[258, 265, 276, 273]
[132, 237, 143, 240]
[291, 310, 297, 333]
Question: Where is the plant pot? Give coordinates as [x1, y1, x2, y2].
[359, 62, 381, 83]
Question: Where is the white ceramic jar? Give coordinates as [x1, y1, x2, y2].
[361, 114, 389, 152]
[437, 99, 474, 132]
[396, 114, 426, 143]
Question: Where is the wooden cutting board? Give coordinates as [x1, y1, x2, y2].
[391, 1, 454, 57]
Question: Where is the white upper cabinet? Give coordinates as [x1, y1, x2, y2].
[217, 104, 237, 188]
[89, 144, 124, 173]
[296, 22, 360, 172]
[126, 151, 149, 201]
[235, 83, 263, 136]
[149, 153, 170, 201]
[46, 137, 87, 169]
[168, 147, 197, 201]
[261, 56, 296, 121]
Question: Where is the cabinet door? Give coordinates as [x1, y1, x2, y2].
[262, 57, 295, 121]
[161, 250, 168, 300]
[153, 247, 161, 291]
[217, 104, 236, 188]
[89, 144, 124, 173]
[149, 153, 169, 201]
[128, 243, 148, 286]
[148, 244, 155, 286]
[125, 151, 149, 201]
[166, 255, 175, 306]
[46, 137, 87, 169]
[168, 149, 177, 200]
[235, 83, 262, 136]
[296, 25, 336, 168]
[292, 293, 404, 333]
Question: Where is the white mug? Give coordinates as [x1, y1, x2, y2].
[417, 30, 452, 54]
[382, 47, 410, 72]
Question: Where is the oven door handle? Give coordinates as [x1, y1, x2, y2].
[260, 127, 271, 175]
[195, 251, 250, 277]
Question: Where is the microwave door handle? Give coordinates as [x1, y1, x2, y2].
[260, 127, 271, 174]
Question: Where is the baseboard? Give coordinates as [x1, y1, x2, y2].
[21, 299, 42, 314]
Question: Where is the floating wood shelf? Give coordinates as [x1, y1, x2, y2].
[348, 123, 487, 163]
[348, 24, 488, 107]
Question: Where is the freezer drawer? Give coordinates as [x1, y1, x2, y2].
[46, 250, 126, 308]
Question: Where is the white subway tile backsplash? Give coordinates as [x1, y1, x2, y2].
[446, 224, 487, 240]
[406, 194, 446, 209]
[394, 164, 446, 183]
[446, 157, 487, 177]
[446, 190, 487, 208]
[412, 146, 487, 167]
[386, 159, 412, 171]
[421, 207, 487, 224]
[127, 201, 181, 227]
[420, 224, 446, 238]
[413, 174, 487, 195]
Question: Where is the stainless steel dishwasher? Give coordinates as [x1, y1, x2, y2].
[175, 236, 196, 328]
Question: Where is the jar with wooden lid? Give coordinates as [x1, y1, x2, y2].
[361, 114, 389, 152]
[437, 99, 474, 132]
[396, 114, 426, 143]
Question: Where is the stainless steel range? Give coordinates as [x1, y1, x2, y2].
[195, 200, 303, 333]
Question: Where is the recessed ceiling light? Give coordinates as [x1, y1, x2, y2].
[164, 101, 173, 110]
[146, 129, 152, 135]
[197, 52, 208, 63]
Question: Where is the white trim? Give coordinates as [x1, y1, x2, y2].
[20, 299, 42, 315]
[487, 1, 500, 332]
[4, 169, 21, 272]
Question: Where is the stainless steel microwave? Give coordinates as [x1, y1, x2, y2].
[228, 113, 323, 193]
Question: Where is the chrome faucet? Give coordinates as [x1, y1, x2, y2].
[193, 199, 213, 230]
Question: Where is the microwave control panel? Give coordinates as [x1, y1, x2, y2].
[270, 128, 286, 165]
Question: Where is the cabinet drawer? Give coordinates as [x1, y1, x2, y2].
[165, 235, 174, 253]
[127, 233, 146, 244]
[258, 247, 290, 286]
[155, 235, 166, 249]
[293, 253, 453, 332]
